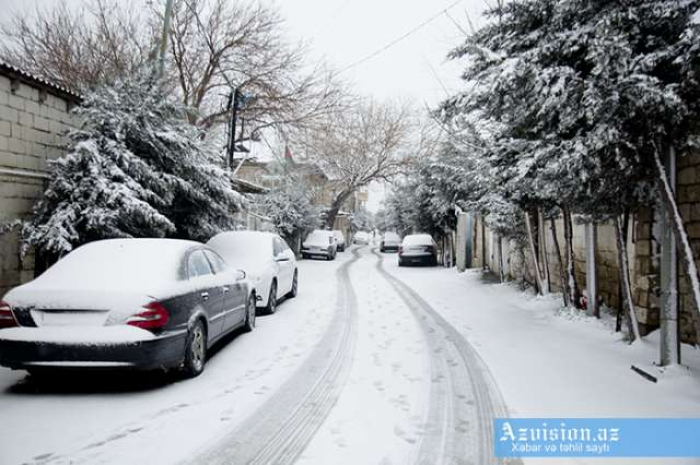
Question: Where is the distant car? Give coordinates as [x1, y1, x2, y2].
[302, 230, 338, 260]
[207, 231, 298, 314]
[332, 230, 347, 252]
[0, 239, 255, 378]
[398, 234, 438, 267]
[353, 231, 370, 245]
[380, 232, 401, 252]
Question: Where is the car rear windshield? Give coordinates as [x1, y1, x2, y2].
[306, 231, 332, 244]
[208, 233, 273, 263]
[36, 240, 187, 290]
[384, 233, 400, 241]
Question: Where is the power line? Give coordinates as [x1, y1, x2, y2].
[338, 0, 463, 74]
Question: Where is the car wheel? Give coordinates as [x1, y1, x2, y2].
[182, 319, 206, 378]
[288, 270, 298, 298]
[266, 281, 278, 314]
[243, 293, 256, 332]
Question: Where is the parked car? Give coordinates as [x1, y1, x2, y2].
[0, 239, 255, 378]
[207, 231, 298, 314]
[398, 234, 438, 266]
[353, 231, 371, 245]
[332, 230, 347, 252]
[380, 232, 401, 252]
[302, 230, 338, 260]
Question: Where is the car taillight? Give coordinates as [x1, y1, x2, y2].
[0, 300, 18, 329]
[127, 302, 169, 330]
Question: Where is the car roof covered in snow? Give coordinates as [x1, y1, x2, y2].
[207, 231, 275, 263]
[402, 234, 434, 245]
[27, 238, 200, 291]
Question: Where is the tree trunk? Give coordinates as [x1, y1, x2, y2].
[615, 214, 641, 342]
[324, 191, 353, 229]
[562, 206, 581, 308]
[585, 222, 599, 317]
[653, 145, 700, 345]
[550, 218, 569, 306]
[538, 209, 551, 294]
[525, 210, 544, 295]
[481, 215, 487, 271]
[498, 235, 505, 283]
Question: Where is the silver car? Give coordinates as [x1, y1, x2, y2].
[398, 234, 438, 266]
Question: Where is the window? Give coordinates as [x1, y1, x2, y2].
[273, 238, 284, 256]
[187, 251, 213, 278]
[204, 250, 227, 274]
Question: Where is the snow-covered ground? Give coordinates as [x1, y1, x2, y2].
[1, 244, 699, 465]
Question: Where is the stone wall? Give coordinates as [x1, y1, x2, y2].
[472, 212, 668, 336]
[0, 71, 78, 298]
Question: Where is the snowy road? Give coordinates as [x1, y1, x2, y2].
[0, 245, 513, 465]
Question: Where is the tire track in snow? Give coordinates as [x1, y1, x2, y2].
[191, 248, 361, 465]
[373, 249, 519, 465]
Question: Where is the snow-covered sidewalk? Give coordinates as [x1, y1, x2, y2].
[385, 258, 700, 465]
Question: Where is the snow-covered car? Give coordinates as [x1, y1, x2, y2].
[380, 232, 401, 252]
[207, 231, 298, 314]
[398, 234, 438, 267]
[353, 231, 371, 245]
[0, 239, 256, 378]
[332, 230, 346, 252]
[301, 230, 338, 260]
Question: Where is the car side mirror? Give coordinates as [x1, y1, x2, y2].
[236, 269, 246, 281]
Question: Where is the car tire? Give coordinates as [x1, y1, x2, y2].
[181, 319, 207, 378]
[398, 259, 404, 267]
[265, 281, 278, 314]
[243, 293, 256, 332]
[288, 270, 298, 298]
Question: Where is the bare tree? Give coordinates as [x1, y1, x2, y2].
[306, 100, 417, 229]
[0, 0, 156, 90]
[1, 0, 346, 141]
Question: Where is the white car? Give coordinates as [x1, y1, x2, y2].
[332, 230, 346, 252]
[207, 231, 298, 314]
[398, 233, 438, 267]
[301, 230, 338, 260]
[380, 231, 401, 252]
[353, 231, 371, 245]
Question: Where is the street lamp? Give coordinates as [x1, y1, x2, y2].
[227, 88, 255, 170]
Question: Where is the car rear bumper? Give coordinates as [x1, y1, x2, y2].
[0, 330, 188, 371]
[381, 245, 399, 252]
[399, 254, 437, 265]
[302, 248, 332, 257]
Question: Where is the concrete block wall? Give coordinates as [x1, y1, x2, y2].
[0, 73, 78, 297]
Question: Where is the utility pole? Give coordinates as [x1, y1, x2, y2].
[227, 88, 242, 169]
[157, 0, 174, 78]
[660, 145, 680, 366]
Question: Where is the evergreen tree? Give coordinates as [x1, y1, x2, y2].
[22, 70, 243, 258]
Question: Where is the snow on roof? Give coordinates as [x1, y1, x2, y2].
[0, 61, 82, 102]
[207, 231, 275, 266]
[403, 234, 434, 245]
[28, 239, 199, 291]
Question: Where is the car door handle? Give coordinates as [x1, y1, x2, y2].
[222, 286, 230, 294]
[201, 291, 209, 301]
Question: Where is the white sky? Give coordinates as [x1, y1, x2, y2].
[0, 0, 490, 212]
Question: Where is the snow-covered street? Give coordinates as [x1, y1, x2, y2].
[2, 245, 700, 465]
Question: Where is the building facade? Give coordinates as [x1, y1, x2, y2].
[0, 63, 80, 297]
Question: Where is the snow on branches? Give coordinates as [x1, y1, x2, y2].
[22, 70, 243, 257]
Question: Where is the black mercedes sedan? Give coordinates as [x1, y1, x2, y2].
[0, 239, 256, 378]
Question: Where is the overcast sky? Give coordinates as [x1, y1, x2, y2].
[0, 0, 489, 212]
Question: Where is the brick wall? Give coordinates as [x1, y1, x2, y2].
[0, 72, 78, 297]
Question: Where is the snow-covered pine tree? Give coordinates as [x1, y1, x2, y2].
[443, 0, 700, 337]
[22, 69, 243, 258]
